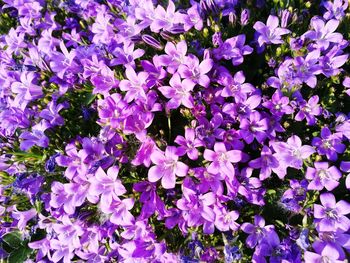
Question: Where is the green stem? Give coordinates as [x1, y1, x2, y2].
[167, 113, 172, 143]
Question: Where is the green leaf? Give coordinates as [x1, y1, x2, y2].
[2, 232, 22, 249]
[7, 246, 32, 263]
[84, 93, 96, 105]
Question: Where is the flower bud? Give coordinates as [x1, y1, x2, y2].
[240, 9, 250, 26]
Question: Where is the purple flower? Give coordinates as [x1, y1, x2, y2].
[158, 40, 187, 74]
[119, 67, 152, 103]
[220, 70, 255, 99]
[148, 146, 188, 189]
[39, 101, 68, 127]
[241, 215, 278, 248]
[19, 121, 49, 151]
[249, 145, 279, 180]
[240, 9, 250, 26]
[203, 142, 242, 179]
[183, 4, 203, 31]
[158, 73, 196, 109]
[175, 127, 204, 160]
[305, 247, 343, 263]
[305, 162, 342, 191]
[150, 1, 185, 33]
[214, 209, 239, 232]
[49, 239, 74, 263]
[323, 0, 348, 20]
[89, 166, 126, 211]
[295, 95, 322, 125]
[110, 41, 145, 68]
[213, 34, 253, 66]
[320, 45, 348, 77]
[239, 111, 269, 144]
[302, 18, 343, 50]
[91, 64, 119, 95]
[91, 10, 115, 45]
[253, 15, 291, 47]
[312, 127, 345, 161]
[280, 179, 308, 213]
[107, 198, 135, 226]
[340, 161, 350, 189]
[222, 94, 261, 119]
[176, 187, 216, 234]
[272, 135, 315, 178]
[262, 90, 293, 117]
[11, 72, 43, 109]
[50, 182, 88, 215]
[49, 41, 79, 79]
[293, 50, 322, 88]
[314, 193, 350, 232]
[12, 207, 37, 231]
[177, 55, 213, 87]
[280, 9, 292, 28]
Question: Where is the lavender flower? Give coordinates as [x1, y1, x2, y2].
[314, 193, 350, 232]
[305, 162, 342, 191]
[148, 146, 188, 189]
[253, 15, 291, 47]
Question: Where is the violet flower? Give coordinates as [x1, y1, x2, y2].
[340, 161, 350, 189]
[12, 207, 37, 231]
[241, 215, 279, 248]
[177, 55, 213, 88]
[323, 0, 348, 20]
[213, 34, 253, 66]
[220, 70, 255, 99]
[183, 4, 203, 31]
[203, 142, 242, 179]
[175, 127, 204, 160]
[119, 67, 153, 103]
[305, 162, 342, 191]
[239, 111, 269, 144]
[158, 73, 196, 109]
[89, 166, 126, 211]
[271, 135, 315, 178]
[249, 145, 279, 180]
[158, 40, 187, 74]
[148, 146, 188, 189]
[295, 95, 322, 125]
[302, 18, 343, 50]
[314, 193, 350, 232]
[312, 127, 345, 161]
[253, 15, 291, 47]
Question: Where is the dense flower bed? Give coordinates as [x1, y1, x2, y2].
[0, 0, 349, 262]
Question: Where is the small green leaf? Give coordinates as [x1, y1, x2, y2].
[2, 232, 22, 249]
[84, 93, 96, 105]
[7, 246, 32, 263]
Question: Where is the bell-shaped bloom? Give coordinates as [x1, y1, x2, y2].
[314, 193, 350, 232]
[148, 146, 188, 189]
[203, 142, 242, 179]
[249, 145, 279, 180]
[239, 112, 269, 144]
[295, 95, 322, 125]
[178, 55, 213, 87]
[271, 135, 315, 178]
[302, 18, 343, 50]
[119, 67, 152, 103]
[12, 207, 37, 231]
[175, 127, 204, 160]
[305, 162, 342, 191]
[89, 166, 126, 211]
[312, 127, 345, 161]
[253, 15, 290, 47]
[158, 73, 196, 109]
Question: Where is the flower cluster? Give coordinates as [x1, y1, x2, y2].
[0, 0, 349, 262]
